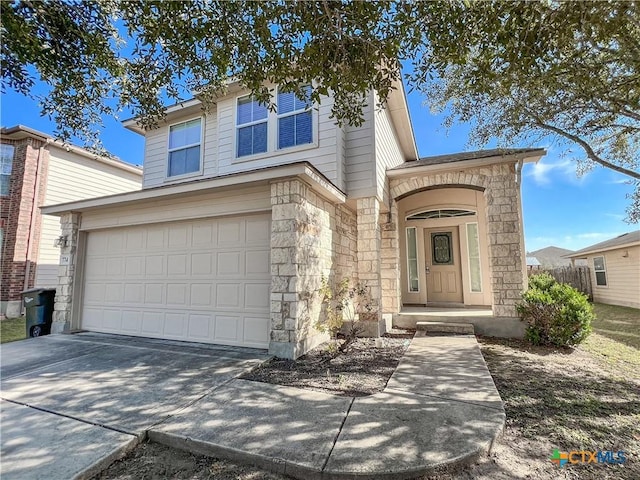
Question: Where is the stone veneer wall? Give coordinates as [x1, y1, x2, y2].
[356, 197, 382, 316]
[380, 201, 400, 314]
[270, 179, 346, 359]
[51, 212, 80, 333]
[389, 163, 526, 317]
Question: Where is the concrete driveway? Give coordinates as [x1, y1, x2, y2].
[0, 333, 269, 480]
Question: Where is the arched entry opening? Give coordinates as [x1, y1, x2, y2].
[397, 187, 492, 307]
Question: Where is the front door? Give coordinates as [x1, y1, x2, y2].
[424, 228, 463, 304]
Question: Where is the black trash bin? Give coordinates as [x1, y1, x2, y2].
[22, 288, 56, 337]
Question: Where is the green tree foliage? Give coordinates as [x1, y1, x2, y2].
[517, 273, 594, 347]
[2, 1, 638, 218]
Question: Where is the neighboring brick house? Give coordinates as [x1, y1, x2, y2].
[42, 82, 545, 359]
[0, 126, 142, 319]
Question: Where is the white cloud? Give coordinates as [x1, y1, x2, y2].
[526, 232, 624, 251]
[527, 159, 576, 186]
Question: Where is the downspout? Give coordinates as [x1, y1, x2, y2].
[515, 158, 524, 186]
[22, 144, 45, 302]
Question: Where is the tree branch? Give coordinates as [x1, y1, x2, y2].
[532, 118, 640, 179]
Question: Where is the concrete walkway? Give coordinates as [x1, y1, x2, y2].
[151, 332, 505, 479]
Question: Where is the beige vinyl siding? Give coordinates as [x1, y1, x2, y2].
[587, 246, 640, 308]
[141, 94, 344, 191]
[344, 95, 375, 198]
[80, 185, 271, 231]
[35, 147, 142, 287]
[374, 104, 405, 202]
[216, 93, 343, 190]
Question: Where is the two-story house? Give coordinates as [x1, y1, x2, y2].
[42, 81, 545, 359]
[0, 125, 142, 320]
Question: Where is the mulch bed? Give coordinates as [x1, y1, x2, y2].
[240, 334, 413, 397]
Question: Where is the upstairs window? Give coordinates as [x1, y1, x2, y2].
[0, 144, 14, 196]
[237, 95, 268, 157]
[277, 86, 312, 149]
[168, 118, 202, 177]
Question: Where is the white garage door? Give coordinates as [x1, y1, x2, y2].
[81, 214, 271, 348]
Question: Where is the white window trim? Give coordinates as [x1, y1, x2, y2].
[406, 226, 419, 293]
[233, 88, 319, 163]
[276, 86, 313, 151]
[235, 94, 269, 159]
[165, 116, 205, 182]
[465, 222, 483, 293]
[593, 255, 608, 287]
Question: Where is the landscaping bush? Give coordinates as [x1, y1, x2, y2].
[517, 273, 594, 347]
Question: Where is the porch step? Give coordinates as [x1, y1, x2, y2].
[415, 321, 475, 335]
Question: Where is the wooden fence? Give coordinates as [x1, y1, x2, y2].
[528, 266, 593, 300]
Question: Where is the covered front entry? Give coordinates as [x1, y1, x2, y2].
[79, 214, 271, 348]
[398, 188, 492, 308]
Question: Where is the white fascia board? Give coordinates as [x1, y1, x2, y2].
[387, 152, 545, 179]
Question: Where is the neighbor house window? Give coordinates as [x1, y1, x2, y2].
[593, 256, 607, 286]
[237, 95, 268, 157]
[466, 223, 482, 292]
[277, 86, 312, 149]
[168, 118, 202, 177]
[1, 144, 14, 196]
[406, 227, 419, 292]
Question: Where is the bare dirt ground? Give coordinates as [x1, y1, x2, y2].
[240, 336, 412, 396]
[96, 333, 639, 480]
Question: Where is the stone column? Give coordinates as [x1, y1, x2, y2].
[356, 197, 382, 321]
[51, 212, 80, 334]
[380, 200, 400, 315]
[270, 179, 332, 359]
[485, 164, 526, 317]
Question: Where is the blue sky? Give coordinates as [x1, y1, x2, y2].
[1, 82, 635, 253]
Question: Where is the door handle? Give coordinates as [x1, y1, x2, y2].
[425, 266, 430, 274]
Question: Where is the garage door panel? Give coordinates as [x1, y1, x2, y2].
[192, 223, 215, 245]
[246, 250, 270, 275]
[145, 255, 165, 275]
[144, 284, 164, 304]
[246, 217, 270, 244]
[245, 284, 270, 309]
[216, 284, 241, 308]
[85, 257, 107, 277]
[189, 284, 212, 306]
[105, 284, 124, 303]
[215, 315, 242, 343]
[169, 224, 190, 247]
[141, 312, 163, 335]
[166, 283, 188, 305]
[191, 253, 213, 275]
[125, 256, 144, 276]
[167, 254, 188, 275]
[244, 317, 270, 345]
[217, 220, 242, 244]
[146, 228, 166, 249]
[107, 231, 125, 253]
[121, 311, 142, 333]
[188, 314, 212, 340]
[81, 214, 270, 348]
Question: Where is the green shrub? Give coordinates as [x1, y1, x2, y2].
[517, 273, 594, 347]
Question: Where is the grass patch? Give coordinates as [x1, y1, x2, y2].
[590, 303, 640, 350]
[0, 317, 26, 343]
[580, 303, 640, 378]
[471, 337, 639, 480]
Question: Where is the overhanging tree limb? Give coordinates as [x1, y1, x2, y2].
[531, 118, 640, 180]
